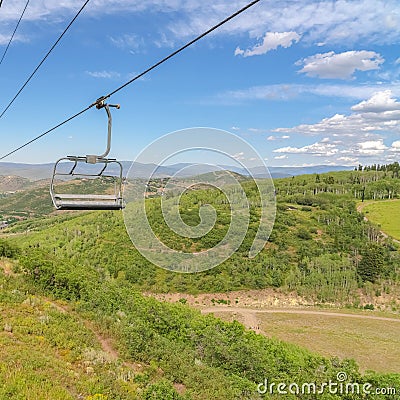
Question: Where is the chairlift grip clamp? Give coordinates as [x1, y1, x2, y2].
[93, 96, 120, 110]
[93, 96, 108, 109]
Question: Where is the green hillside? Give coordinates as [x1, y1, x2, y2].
[1, 166, 400, 398]
[3, 168, 399, 305]
[1, 246, 399, 399]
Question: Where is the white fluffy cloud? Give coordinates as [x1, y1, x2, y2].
[273, 90, 400, 137]
[271, 90, 400, 163]
[267, 135, 290, 141]
[109, 34, 145, 52]
[390, 140, 400, 152]
[2, 0, 400, 48]
[165, 0, 400, 46]
[0, 33, 28, 45]
[297, 51, 384, 79]
[337, 156, 359, 164]
[86, 70, 121, 79]
[272, 138, 392, 161]
[232, 151, 244, 160]
[273, 141, 338, 157]
[235, 31, 300, 57]
[357, 140, 387, 155]
[351, 90, 400, 112]
[273, 113, 367, 136]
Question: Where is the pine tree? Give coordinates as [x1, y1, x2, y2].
[357, 243, 385, 283]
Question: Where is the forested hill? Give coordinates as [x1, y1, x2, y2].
[1, 166, 400, 398]
[4, 166, 400, 306]
[2, 242, 399, 399]
[275, 162, 400, 200]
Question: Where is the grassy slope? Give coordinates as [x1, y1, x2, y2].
[189, 302, 400, 374]
[0, 262, 376, 400]
[0, 175, 32, 192]
[0, 273, 142, 399]
[361, 200, 400, 241]
[3, 259, 400, 400]
[0, 186, 54, 218]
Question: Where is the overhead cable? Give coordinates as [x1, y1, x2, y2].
[0, 0, 30, 66]
[102, 0, 261, 101]
[0, 0, 261, 160]
[0, 0, 91, 120]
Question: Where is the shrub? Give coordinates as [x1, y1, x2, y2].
[297, 227, 312, 240]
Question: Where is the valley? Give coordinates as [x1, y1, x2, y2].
[0, 164, 399, 399]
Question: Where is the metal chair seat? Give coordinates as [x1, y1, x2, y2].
[53, 194, 124, 210]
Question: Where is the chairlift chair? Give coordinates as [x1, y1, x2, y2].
[50, 101, 125, 210]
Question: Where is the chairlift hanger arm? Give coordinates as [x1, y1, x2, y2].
[86, 100, 120, 161]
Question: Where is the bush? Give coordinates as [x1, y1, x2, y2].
[364, 303, 375, 310]
[0, 239, 20, 258]
[297, 227, 312, 240]
[142, 379, 190, 400]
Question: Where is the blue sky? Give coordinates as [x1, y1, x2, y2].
[0, 0, 399, 167]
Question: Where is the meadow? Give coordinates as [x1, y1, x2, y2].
[205, 308, 400, 374]
[361, 200, 400, 241]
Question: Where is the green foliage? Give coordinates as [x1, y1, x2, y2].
[357, 243, 386, 283]
[9, 259, 379, 400]
[296, 227, 312, 240]
[2, 168, 400, 305]
[0, 239, 19, 257]
[142, 380, 189, 400]
[0, 273, 140, 399]
[275, 166, 400, 201]
[19, 249, 99, 301]
[2, 165, 400, 398]
[6, 168, 400, 303]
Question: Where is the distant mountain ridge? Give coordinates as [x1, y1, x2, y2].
[0, 162, 354, 181]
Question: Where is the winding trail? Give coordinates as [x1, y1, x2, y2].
[0, 259, 141, 371]
[45, 299, 120, 361]
[201, 306, 400, 332]
[45, 298, 141, 371]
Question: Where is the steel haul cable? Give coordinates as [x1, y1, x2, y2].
[0, 0, 30, 66]
[0, 0, 261, 161]
[0, 0, 91, 120]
